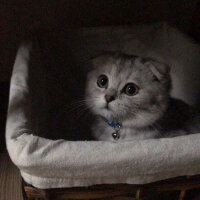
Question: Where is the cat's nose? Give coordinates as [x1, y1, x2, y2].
[105, 95, 115, 103]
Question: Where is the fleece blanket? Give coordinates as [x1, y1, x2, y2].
[6, 23, 200, 189]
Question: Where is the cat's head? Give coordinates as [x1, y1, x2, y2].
[86, 52, 171, 128]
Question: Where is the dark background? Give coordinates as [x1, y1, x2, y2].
[0, 0, 200, 150]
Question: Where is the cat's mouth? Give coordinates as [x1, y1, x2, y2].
[99, 104, 115, 117]
[102, 105, 115, 115]
[105, 104, 109, 110]
[100, 104, 111, 111]
[105, 103, 114, 111]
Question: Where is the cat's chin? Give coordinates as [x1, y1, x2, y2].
[96, 107, 115, 120]
[101, 109, 113, 119]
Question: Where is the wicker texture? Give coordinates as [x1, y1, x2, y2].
[22, 176, 200, 200]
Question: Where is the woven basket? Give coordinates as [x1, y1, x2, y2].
[22, 175, 200, 200]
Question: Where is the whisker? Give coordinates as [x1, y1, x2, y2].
[73, 105, 94, 120]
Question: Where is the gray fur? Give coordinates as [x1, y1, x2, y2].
[85, 52, 200, 141]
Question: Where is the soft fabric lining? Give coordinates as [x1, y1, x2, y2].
[6, 23, 200, 189]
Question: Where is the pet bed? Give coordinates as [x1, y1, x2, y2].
[6, 23, 200, 195]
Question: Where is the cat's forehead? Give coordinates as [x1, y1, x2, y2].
[96, 56, 147, 78]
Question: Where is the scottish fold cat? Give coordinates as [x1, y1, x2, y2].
[86, 52, 200, 141]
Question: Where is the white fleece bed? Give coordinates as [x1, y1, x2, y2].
[6, 23, 200, 189]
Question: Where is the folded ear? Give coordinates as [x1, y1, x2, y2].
[142, 58, 170, 81]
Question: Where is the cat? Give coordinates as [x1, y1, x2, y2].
[85, 52, 200, 141]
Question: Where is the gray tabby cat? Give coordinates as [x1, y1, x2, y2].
[86, 52, 200, 141]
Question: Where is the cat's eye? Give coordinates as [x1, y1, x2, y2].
[123, 83, 139, 96]
[97, 75, 108, 88]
